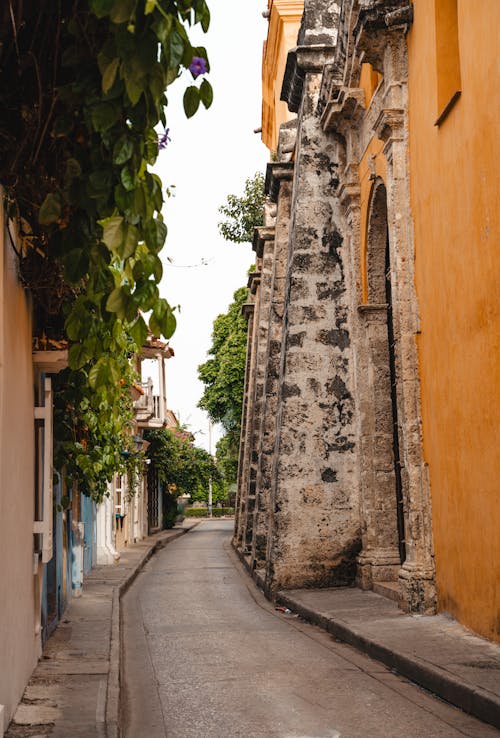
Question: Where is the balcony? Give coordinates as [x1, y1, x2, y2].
[133, 378, 165, 428]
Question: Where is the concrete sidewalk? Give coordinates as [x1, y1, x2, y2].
[276, 586, 500, 731]
[6, 521, 199, 738]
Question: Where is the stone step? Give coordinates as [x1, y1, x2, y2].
[372, 580, 400, 602]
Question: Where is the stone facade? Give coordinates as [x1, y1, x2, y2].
[234, 0, 436, 614]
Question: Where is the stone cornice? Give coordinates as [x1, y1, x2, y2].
[241, 303, 255, 321]
[247, 271, 262, 295]
[252, 226, 276, 258]
[321, 86, 366, 135]
[355, 0, 413, 34]
[373, 108, 405, 144]
[354, 2, 413, 71]
[265, 161, 295, 202]
[358, 303, 388, 314]
[280, 45, 336, 113]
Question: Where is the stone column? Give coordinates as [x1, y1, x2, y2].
[233, 276, 260, 551]
[265, 46, 361, 592]
[371, 31, 436, 613]
[233, 301, 254, 545]
[239, 227, 276, 558]
[96, 489, 120, 565]
[251, 166, 294, 573]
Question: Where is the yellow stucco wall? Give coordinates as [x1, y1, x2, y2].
[407, 0, 500, 640]
[262, 0, 303, 152]
[0, 207, 39, 724]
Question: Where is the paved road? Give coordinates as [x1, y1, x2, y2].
[122, 520, 498, 738]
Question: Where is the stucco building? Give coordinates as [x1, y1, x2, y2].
[235, 0, 499, 642]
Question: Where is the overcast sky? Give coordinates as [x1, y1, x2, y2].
[149, 2, 269, 451]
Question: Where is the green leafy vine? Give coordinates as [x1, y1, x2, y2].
[0, 0, 212, 500]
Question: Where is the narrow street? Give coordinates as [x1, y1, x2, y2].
[121, 520, 497, 738]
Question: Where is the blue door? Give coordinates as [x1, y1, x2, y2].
[81, 493, 94, 575]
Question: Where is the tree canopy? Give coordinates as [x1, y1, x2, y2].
[218, 172, 265, 243]
[197, 286, 248, 484]
[145, 427, 221, 500]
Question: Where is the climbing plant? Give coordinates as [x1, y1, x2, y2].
[0, 0, 212, 500]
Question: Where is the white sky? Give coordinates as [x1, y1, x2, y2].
[150, 2, 269, 451]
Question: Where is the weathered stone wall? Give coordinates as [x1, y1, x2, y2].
[251, 157, 294, 572]
[265, 51, 362, 592]
[236, 0, 436, 615]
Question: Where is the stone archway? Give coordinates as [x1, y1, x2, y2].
[357, 179, 404, 592]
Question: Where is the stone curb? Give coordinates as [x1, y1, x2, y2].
[106, 523, 199, 738]
[276, 592, 500, 731]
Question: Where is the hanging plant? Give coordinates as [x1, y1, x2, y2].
[0, 0, 212, 500]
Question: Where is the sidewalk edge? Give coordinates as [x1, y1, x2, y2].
[276, 592, 500, 731]
[106, 523, 199, 737]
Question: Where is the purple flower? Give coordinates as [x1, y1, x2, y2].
[158, 128, 171, 150]
[189, 56, 207, 79]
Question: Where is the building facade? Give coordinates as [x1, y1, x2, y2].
[235, 0, 499, 641]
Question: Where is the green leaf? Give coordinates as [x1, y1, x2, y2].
[152, 15, 173, 44]
[102, 57, 120, 93]
[121, 167, 136, 191]
[168, 31, 184, 68]
[91, 102, 120, 132]
[144, 217, 167, 252]
[201, 6, 210, 32]
[89, 358, 112, 389]
[129, 315, 148, 347]
[88, 169, 112, 197]
[134, 280, 158, 310]
[124, 71, 143, 105]
[68, 342, 93, 370]
[99, 215, 124, 253]
[106, 287, 128, 317]
[38, 193, 62, 225]
[144, 0, 156, 14]
[139, 253, 163, 281]
[183, 86, 200, 118]
[199, 79, 213, 109]
[113, 136, 134, 165]
[122, 224, 139, 259]
[150, 300, 176, 338]
[110, 0, 135, 24]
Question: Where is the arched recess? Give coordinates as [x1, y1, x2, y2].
[357, 178, 405, 591]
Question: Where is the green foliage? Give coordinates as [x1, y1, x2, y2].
[198, 287, 248, 486]
[52, 353, 142, 501]
[218, 172, 265, 243]
[145, 427, 221, 500]
[215, 430, 240, 485]
[0, 0, 212, 499]
[198, 287, 248, 433]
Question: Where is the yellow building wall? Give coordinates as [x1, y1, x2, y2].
[407, 0, 500, 640]
[0, 204, 39, 725]
[262, 0, 303, 152]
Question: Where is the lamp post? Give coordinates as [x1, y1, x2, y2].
[208, 420, 213, 518]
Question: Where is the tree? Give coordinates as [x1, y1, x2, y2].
[218, 172, 265, 243]
[198, 287, 248, 486]
[145, 427, 222, 506]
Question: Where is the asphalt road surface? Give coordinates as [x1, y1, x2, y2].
[122, 520, 498, 738]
